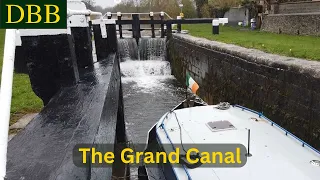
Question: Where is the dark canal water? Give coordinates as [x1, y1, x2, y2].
[120, 59, 186, 179]
[121, 59, 186, 144]
[117, 37, 190, 179]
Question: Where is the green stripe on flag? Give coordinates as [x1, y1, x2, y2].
[186, 72, 190, 87]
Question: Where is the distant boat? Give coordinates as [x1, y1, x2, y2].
[138, 99, 320, 180]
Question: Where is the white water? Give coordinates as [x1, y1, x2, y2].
[117, 38, 139, 60]
[121, 60, 171, 77]
[117, 38, 166, 61]
[120, 60, 174, 93]
[139, 38, 166, 60]
[119, 38, 186, 180]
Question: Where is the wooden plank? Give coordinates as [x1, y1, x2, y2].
[6, 54, 122, 180]
[116, 19, 213, 25]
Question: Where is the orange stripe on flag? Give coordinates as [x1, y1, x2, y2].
[191, 82, 199, 94]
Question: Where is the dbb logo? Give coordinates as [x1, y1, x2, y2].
[0, 0, 67, 29]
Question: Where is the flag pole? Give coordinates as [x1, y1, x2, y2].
[185, 71, 189, 107]
[185, 71, 199, 106]
[186, 85, 188, 99]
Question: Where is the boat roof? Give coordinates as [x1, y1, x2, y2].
[156, 104, 320, 180]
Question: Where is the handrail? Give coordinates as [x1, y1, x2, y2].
[67, 9, 102, 17]
[0, 29, 17, 180]
[102, 11, 173, 19]
[115, 18, 213, 25]
[233, 104, 320, 155]
[158, 114, 192, 180]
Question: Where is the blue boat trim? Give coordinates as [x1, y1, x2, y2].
[155, 135, 180, 180]
[233, 104, 320, 155]
[155, 104, 319, 180]
[158, 114, 193, 180]
[160, 112, 170, 128]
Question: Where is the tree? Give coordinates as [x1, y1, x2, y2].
[194, 0, 208, 17]
[208, 0, 241, 9]
[241, 0, 260, 18]
[165, 0, 180, 17]
[200, 4, 211, 17]
[112, 0, 181, 16]
[112, 0, 134, 13]
[206, 0, 242, 18]
[181, 0, 197, 18]
[82, 0, 96, 10]
[93, 5, 103, 12]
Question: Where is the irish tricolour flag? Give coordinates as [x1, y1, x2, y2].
[186, 73, 199, 94]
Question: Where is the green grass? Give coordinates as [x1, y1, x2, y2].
[0, 29, 43, 125]
[183, 24, 320, 61]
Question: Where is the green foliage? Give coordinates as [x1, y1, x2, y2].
[113, 0, 137, 13]
[200, 4, 211, 17]
[195, 0, 208, 17]
[240, 0, 259, 18]
[205, 0, 242, 18]
[82, 0, 96, 10]
[166, 0, 180, 17]
[110, 0, 196, 18]
[209, 0, 241, 8]
[184, 24, 320, 61]
[181, 0, 197, 18]
[0, 29, 43, 124]
[10, 74, 43, 124]
[240, 0, 251, 6]
[83, 0, 195, 18]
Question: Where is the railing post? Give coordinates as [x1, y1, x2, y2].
[160, 11, 165, 38]
[177, 16, 182, 33]
[132, 14, 141, 44]
[88, 18, 93, 41]
[150, 12, 155, 38]
[212, 19, 219, 35]
[18, 29, 80, 105]
[107, 20, 118, 53]
[107, 12, 112, 19]
[67, 2, 94, 69]
[166, 22, 172, 39]
[0, 29, 16, 180]
[92, 19, 108, 61]
[70, 25, 93, 69]
[166, 22, 172, 63]
[14, 44, 28, 74]
[117, 12, 123, 38]
[88, 18, 93, 33]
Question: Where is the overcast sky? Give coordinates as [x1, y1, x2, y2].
[95, 0, 121, 8]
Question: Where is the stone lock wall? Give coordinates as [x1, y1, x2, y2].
[168, 34, 320, 149]
[277, 1, 320, 14]
[262, 1, 320, 36]
[261, 13, 320, 36]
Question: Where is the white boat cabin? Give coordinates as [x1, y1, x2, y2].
[149, 102, 320, 180]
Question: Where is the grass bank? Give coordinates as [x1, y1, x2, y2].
[0, 30, 43, 125]
[183, 24, 320, 61]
